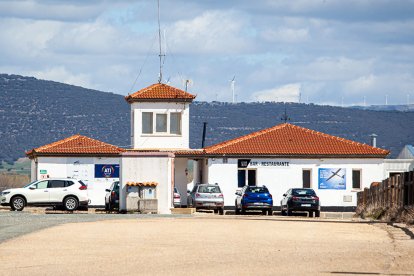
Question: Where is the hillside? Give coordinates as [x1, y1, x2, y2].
[1, 74, 413, 162]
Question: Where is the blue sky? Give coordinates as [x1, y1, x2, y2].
[1, 0, 414, 106]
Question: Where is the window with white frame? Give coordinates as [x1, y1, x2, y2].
[170, 112, 182, 135]
[156, 114, 167, 133]
[142, 112, 153, 134]
[352, 169, 361, 189]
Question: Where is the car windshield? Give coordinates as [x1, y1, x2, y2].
[198, 185, 221, 193]
[23, 180, 38, 188]
[246, 187, 269, 193]
[292, 189, 316, 196]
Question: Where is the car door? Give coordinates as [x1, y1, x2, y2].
[48, 180, 70, 203]
[26, 180, 50, 203]
[235, 187, 245, 208]
[281, 189, 291, 207]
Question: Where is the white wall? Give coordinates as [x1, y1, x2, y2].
[131, 102, 190, 149]
[207, 158, 385, 208]
[32, 156, 120, 206]
[174, 158, 190, 206]
[119, 152, 173, 214]
[384, 159, 414, 177]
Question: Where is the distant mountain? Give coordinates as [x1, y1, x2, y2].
[1, 74, 413, 163]
[351, 104, 414, 112]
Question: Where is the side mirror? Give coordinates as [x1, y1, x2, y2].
[235, 192, 241, 196]
[29, 186, 36, 190]
[283, 193, 287, 197]
[105, 189, 111, 192]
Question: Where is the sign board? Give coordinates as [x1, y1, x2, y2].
[238, 159, 290, 168]
[40, 170, 47, 174]
[94, 164, 120, 178]
[318, 168, 346, 190]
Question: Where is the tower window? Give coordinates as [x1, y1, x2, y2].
[142, 112, 153, 134]
[170, 112, 181, 134]
[156, 114, 167, 132]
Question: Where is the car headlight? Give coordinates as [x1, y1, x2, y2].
[1, 191, 10, 196]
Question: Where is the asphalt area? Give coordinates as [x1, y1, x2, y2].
[0, 208, 414, 275]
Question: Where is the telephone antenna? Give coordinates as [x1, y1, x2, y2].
[157, 0, 164, 83]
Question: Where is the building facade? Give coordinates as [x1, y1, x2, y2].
[27, 83, 397, 213]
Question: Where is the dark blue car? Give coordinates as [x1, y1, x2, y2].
[235, 186, 273, 215]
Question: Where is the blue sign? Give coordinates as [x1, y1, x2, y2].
[318, 168, 346, 190]
[95, 164, 120, 178]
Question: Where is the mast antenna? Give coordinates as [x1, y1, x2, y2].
[157, 0, 164, 83]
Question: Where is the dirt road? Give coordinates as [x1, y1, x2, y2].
[0, 216, 413, 275]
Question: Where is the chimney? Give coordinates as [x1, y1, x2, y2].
[369, 134, 378, 147]
[201, 122, 208, 148]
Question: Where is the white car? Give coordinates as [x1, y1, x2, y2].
[0, 178, 89, 211]
[173, 187, 181, 207]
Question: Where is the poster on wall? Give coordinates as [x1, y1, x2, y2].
[318, 168, 346, 190]
[94, 164, 120, 178]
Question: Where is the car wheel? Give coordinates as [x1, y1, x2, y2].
[219, 208, 224, 215]
[268, 209, 273, 216]
[281, 207, 286, 216]
[235, 203, 240, 215]
[105, 202, 109, 212]
[63, 196, 79, 211]
[11, 196, 25, 211]
[241, 207, 246, 215]
[286, 205, 292, 216]
[214, 209, 218, 214]
[262, 209, 267, 215]
[315, 210, 321, 217]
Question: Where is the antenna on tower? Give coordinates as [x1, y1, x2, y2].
[184, 79, 192, 92]
[230, 75, 236, 103]
[157, 0, 164, 83]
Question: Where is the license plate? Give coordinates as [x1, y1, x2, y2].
[204, 203, 215, 206]
[254, 202, 263, 205]
[302, 204, 311, 207]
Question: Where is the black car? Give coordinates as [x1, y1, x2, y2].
[105, 181, 119, 211]
[280, 188, 320, 217]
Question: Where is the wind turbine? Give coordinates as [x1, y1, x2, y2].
[230, 75, 236, 103]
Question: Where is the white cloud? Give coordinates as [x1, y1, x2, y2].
[261, 27, 309, 43]
[28, 66, 93, 89]
[252, 83, 301, 102]
[166, 10, 252, 54]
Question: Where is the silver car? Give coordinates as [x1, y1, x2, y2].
[188, 184, 224, 215]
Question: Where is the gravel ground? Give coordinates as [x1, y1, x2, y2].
[1, 216, 414, 275]
[0, 208, 190, 244]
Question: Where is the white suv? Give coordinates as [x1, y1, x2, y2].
[0, 178, 89, 211]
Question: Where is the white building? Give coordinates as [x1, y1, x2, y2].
[27, 82, 397, 213]
[26, 135, 124, 206]
[179, 123, 389, 210]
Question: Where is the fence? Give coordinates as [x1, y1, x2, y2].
[357, 170, 414, 210]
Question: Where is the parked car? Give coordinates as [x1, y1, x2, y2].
[105, 181, 120, 211]
[187, 184, 224, 215]
[0, 178, 88, 211]
[235, 186, 273, 215]
[173, 187, 181, 207]
[280, 188, 320, 217]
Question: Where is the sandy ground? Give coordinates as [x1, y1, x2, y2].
[0, 216, 413, 275]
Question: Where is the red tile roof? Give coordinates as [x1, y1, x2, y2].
[202, 123, 389, 157]
[125, 83, 196, 103]
[26, 135, 125, 157]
